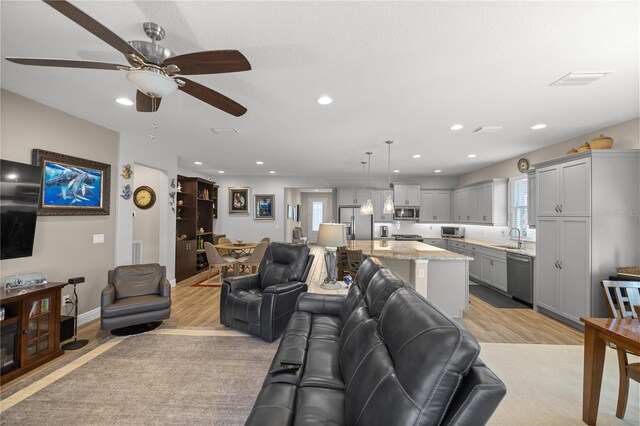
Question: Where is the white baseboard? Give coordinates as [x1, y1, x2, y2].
[78, 307, 101, 326]
[169, 279, 176, 287]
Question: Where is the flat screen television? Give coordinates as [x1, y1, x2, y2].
[1, 159, 42, 260]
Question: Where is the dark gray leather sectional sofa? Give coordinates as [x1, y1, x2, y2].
[246, 257, 506, 426]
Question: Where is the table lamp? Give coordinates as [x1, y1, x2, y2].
[317, 223, 347, 289]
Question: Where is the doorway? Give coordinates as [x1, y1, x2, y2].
[307, 199, 326, 243]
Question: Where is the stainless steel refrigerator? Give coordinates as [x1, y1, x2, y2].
[339, 207, 372, 240]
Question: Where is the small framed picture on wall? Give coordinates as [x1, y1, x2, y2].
[296, 204, 301, 222]
[287, 204, 293, 219]
[254, 194, 274, 220]
[229, 187, 250, 214]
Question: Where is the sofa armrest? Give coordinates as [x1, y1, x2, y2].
[101, 283, 116, 309]
[441, 359, 507, 426]
[264, 281, 307, 295]
[224, 274, 260, 292]
[295, 293, 345, 317]
[159, 279, 171, 297]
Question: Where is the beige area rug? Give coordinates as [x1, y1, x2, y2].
[481, 343, 639, 426]
[0, 328, 278, 426]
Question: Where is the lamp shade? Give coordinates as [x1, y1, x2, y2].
[126, 68, 178, 97]
[317, 223, 347, 248]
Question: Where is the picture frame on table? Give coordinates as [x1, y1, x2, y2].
[254, 194, 275, 220]
[31, 149, 111, 216]
[229, 187, 250, 214]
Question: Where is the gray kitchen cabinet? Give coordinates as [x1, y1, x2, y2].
[479, 248, 508, 292]
[424, 239, 446, 249]
[534, 150, 638, 326]
[452, 179, 507, 226]
[420, 190, 451, 222]
[468, 247, 481, 279]
[535, 217, 590, 322]
[393, 184, 420, 206]
[536, 158, 591, 217]
[337, 188, 357, 206]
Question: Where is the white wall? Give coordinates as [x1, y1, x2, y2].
[458, 117, 640, 186]
[132, 164, 163, 264]
[0, 90, 118, 318]
[116, 134, 177, 283]
[284, 188, 302, 243]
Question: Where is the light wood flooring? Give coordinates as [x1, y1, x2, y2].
[2, 244, 582, 392]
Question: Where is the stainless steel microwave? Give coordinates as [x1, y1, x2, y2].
[441, 226, 465, 238]
[394, 207, 419, 221]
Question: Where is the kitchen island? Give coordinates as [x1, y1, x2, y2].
[346, 240, 471, 318]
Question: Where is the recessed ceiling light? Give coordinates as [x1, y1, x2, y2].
[256, 161, 264, 165]
[393, 169, 400, 173]
[316, 96, 333, 105]
[115, 97, 133, 106]
[434, 169, 442, 173]
[412, 154, 422, 159]
[7, 174, 17, 180]
[218, 170, 225, 174]
[531, 124, 547, 130]
[194, 161, 202, 165]
[450, 124, 463, 131]
[467, 154, 477, 158]
[314, 189, 319, 192]
[269, 171, 276, 174]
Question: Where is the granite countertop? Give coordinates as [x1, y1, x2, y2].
[425, 237, 536, 257]
[346, 240, 471, 261]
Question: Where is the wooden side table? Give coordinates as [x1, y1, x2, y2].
[308, 281, 349, 295]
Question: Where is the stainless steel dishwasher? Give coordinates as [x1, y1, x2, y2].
[506, 253, 533, 305]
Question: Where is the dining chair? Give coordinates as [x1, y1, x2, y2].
[346, 248, 364, 277]
[600, 280, 640, 419]
[236, 241, 269, 274]
[204, 242, 238, 283]
[260, 237, 271, 244]
[217, 237, 233, 256]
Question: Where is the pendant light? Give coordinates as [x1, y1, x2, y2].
[361, 152, 374, 215]
[383, 140, 395, 214]
[359, 161, 369, 215]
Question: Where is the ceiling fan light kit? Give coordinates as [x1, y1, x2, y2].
[126, 68, 179, 98]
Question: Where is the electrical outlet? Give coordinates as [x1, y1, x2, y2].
[63, 296, 73, 306]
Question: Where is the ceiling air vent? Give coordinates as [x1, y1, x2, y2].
[210, 127, 239, 134]
[550, 72, 611, 86]
[472, 126, 504, 133]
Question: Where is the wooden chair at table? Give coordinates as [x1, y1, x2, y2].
[217, 237, 233, 256]
[346, 248, 364, 277]
[204, 242, 238, 283]
[260, 237, 271, 244]
[600, 280, 640, 419]
[236, 241, 269, 275]
[336, 246, 349, 279]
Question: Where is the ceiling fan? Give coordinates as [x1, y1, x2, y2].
[5, 0, 250, 116]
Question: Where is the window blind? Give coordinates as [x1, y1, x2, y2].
[508, 176, 535, 240]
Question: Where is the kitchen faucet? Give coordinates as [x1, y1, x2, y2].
[509, 227, 523, 249]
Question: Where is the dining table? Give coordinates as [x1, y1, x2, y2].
[214, 242, 257, 258]
[580, 317, 640, 425]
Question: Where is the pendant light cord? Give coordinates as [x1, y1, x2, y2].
[366, 152, 372, 199]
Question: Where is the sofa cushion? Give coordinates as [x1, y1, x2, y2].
[111, 263, 163, 299]
[259, 243, 310, 288]
[225, 288, 262, 325]
[101, 295, 170, 318]
[245, 383, 297, 426]
[294, 387, 346, 426]
[300, 338, 343, 390]
[353, 256, 385, 294]
[310, 315, 341, 341]
[364, 268, 407, 320]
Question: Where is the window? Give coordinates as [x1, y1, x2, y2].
[311, 201, 324, 232]
[509, 176, 536, 240]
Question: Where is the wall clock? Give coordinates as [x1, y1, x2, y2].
[517, 158, 530, 173]
[133, 185, 156, 209]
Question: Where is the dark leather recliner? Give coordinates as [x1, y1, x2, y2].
[101, 263, 171, 330]
[220, 242, 314, 342]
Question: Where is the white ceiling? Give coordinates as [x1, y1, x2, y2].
[1, 1, 638, 179]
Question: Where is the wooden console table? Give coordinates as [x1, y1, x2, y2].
[0, 281, 67, 384]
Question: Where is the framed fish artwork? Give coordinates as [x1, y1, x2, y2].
[31, 149, 111, 215]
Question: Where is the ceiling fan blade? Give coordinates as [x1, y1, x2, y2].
[136, 91, 162, 112]
[164, 50, 251, 75]
[178, 78, 247, 117]
[5, 57, 126, 71]
[43, 0, 144, 59]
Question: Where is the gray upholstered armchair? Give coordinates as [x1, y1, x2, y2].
[292, 226, 308, 244]
[101, 263, 171, 331]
